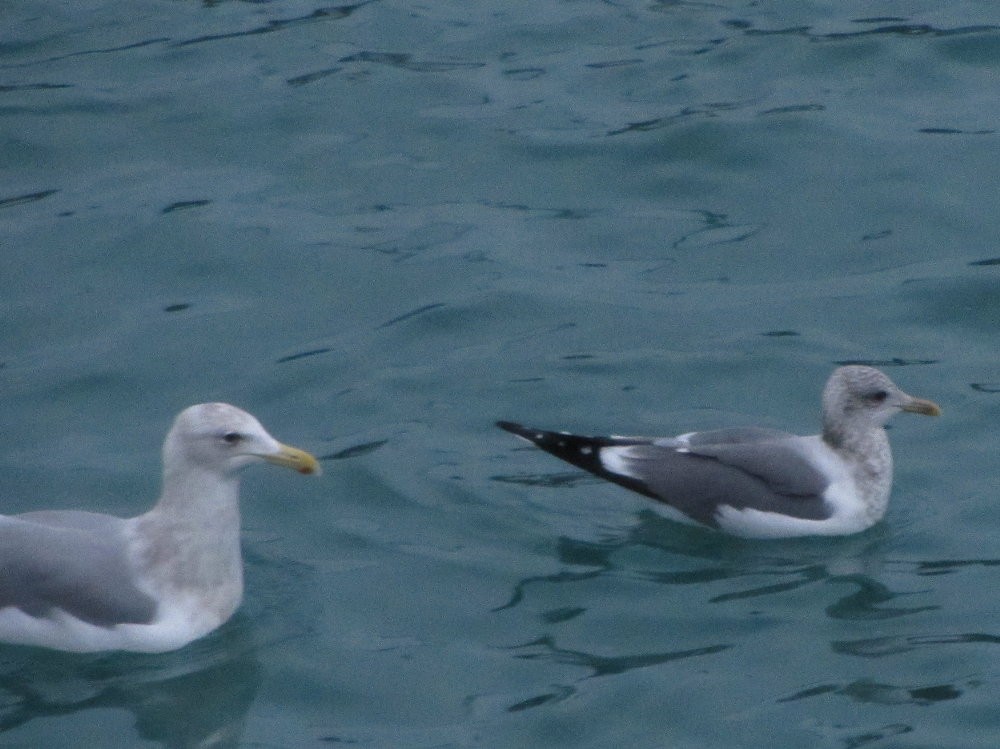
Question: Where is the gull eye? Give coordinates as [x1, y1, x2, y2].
[866, 390, 889, 404]
[221, 431, 243, 445]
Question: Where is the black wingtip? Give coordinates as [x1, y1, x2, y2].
[495, 422, 668, 504]
[497, 420, 526, 435]
[497, 421, 555, 446]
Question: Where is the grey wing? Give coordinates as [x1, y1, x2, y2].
[686, 440, 830, 497]
[655, 427, 797, 448]
[15, 509, 133, 532]
[620, 440, 832, 524]
[0, 514, 157, 627]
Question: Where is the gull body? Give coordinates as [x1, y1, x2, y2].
[0, 403, 320, 653]
[499, 366, 940, 539]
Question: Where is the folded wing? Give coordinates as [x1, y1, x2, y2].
[0, 513, 157, 627]
[498, 422, 832, 528]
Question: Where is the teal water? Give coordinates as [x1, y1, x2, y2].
[2, 1, 998, 746]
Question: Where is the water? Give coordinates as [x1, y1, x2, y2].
[2, 1, 998, 746]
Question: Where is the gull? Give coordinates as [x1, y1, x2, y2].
[498, 366, 940, 538]
[0, 403, 320, 653]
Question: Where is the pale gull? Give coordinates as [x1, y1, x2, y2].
[0, 403, 320, 653]
[498, 366, 940, 539]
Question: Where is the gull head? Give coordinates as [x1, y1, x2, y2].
[822, 365, 941, 442]
[164, 403, 321, 477]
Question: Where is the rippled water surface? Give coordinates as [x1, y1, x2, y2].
[2, 1, 998, 746]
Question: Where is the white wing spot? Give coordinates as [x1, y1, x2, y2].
[599, 446, 641, 480]
[580, 446, 593, 455]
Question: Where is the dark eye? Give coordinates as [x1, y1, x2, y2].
[222, 432, 243, 445]
[867, 390, 889, 404]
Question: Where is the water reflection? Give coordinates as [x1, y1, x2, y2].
[507, 634, 729, 680]
[495, 509, 931, 622]
[913, 558, 1000, 575]
[499, 635, 730, 714]
[0, 627, 260, 747]
[824, 574, 938, 620]
[833, 632, 1000, 658]
[779, 678, 963, 707]
[491, 504, 1000, 723]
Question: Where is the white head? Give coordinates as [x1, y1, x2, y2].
[822, 366, 940, 445]
[163, 403, 321, 477]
